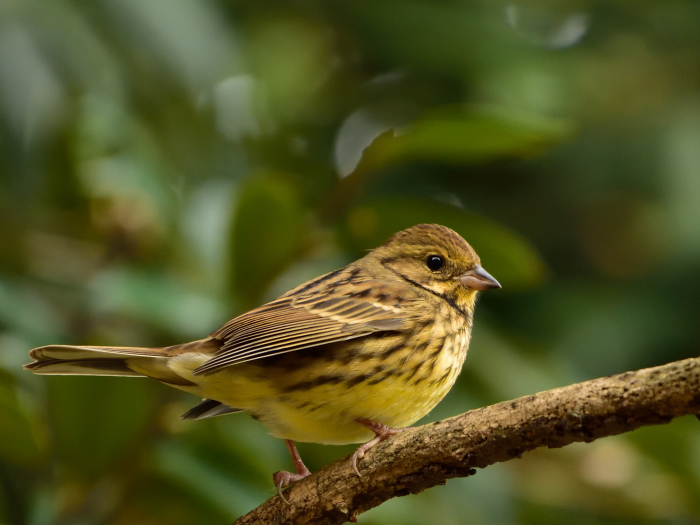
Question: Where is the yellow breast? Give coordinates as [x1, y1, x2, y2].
[186, 306, 472, 445]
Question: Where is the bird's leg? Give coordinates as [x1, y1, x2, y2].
[272, 439, 311, 503]
[352, 417, 406, 476]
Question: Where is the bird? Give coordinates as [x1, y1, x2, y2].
[24, 223, 500, 500]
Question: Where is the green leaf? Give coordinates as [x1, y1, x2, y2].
[0, 279, 65, 343]
[229, 174, 306, 305]
[90, 268, 223, 338]
[151, 441, 262, 517]
[340, 197, 545, 289]
[357, 106, 574, 173]
[0, 373, 44, 466]
[46, 376, 156, 477]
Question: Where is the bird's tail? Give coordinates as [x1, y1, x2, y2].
[24, 344, 165, 376]
[24, 339, 220, 386]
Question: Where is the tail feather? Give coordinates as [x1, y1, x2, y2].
[25, 339, 244, 420]
[24, 344, 167, 377]
[28, 345, 165, 363]
[181, 399, 242, 420]
[25, 357, 144, 377]
[25, 339, 222, 388]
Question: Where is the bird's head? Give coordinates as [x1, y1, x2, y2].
[370, 224, 501, 310]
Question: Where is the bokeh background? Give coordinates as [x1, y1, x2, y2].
[1, 1, 700, 524]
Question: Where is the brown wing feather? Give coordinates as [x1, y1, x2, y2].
[193, 267, 413, 375]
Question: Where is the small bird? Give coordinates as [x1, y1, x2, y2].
[25, 224, 500, 500]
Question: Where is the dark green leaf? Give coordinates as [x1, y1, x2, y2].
[46, 376, 156, 477]
[358, 106, 574, 173]
[341, 197, 545, 289]
[229, 174, 306, 305]
[0, 374, 44, 466]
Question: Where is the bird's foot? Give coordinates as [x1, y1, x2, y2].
[273, 439, 311, 504]
[273, 470, 310, 503]
[351, 417, 406, 477]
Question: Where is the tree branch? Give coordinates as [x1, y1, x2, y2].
[234, 357, 700, 525]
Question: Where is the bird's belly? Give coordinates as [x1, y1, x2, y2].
[207, 329, 470, 445]
[259, 370, 461, 444]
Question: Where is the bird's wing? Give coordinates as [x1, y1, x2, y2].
[193, 267, 412, 375]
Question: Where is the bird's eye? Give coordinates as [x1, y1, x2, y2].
[426, 255, 445, 271]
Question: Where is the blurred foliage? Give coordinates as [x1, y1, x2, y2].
[1, 1, 700, 524]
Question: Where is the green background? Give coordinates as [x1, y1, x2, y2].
[1, 1, 700, 524]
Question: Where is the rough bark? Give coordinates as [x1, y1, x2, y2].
[233, 356, 700, 525]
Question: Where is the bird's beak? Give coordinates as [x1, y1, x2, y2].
[458, 265, 501, 290]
